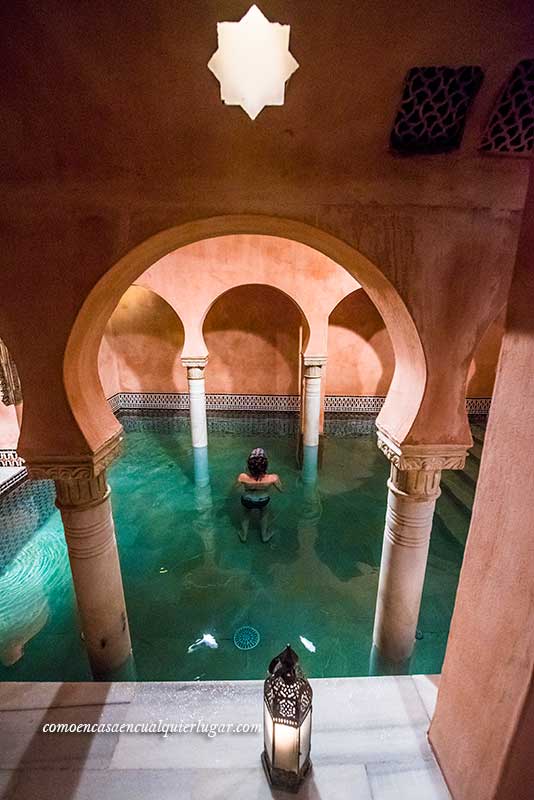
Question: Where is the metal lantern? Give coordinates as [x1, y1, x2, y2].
[262, 644, 313, 792]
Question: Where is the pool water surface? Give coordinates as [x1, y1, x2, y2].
[0, 416, 472, 681]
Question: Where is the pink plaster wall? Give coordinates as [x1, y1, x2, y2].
[204, 285, 303, 395]
[1, 2, 529, 461]
[137, 234, 360, 359]
[429, 165, 534, 800]
[327, 291, 395, 395]
[96, 243, 505, 401]
[466, 312, 506, 397]
[98, 285, 187, 396]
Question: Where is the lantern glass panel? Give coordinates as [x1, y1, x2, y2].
[299, 710, 312, 770]
[263, 704, 274, 763]
[273, 721, 299, 772]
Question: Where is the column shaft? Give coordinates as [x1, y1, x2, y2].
[303, 364, 323, 447]
[372, 465, 441, 664]
[55, 471, 132, 677]
[187, 366, 208, 449]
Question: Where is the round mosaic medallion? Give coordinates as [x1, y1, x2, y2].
[233, 625, 260, 650]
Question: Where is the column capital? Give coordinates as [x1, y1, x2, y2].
[303, 354, 327, 368]
[376, 430, 468, 472]
[26, 431, 123, 482]
[388, 463, 441, 500]
[55, 471, 110, 510]
[182, 356, 208, 370]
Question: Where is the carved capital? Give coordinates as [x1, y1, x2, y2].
[26, 431, 123, 481]
[376, 430, 468, 472]
[388, 463, 441, 500]
[182, 356, 208, 379]
[55, 471, 110, 510]
[303, 354, 327, 368]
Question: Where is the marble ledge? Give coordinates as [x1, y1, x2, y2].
[0, 675, 448, 800]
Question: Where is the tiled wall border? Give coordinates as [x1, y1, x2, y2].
[108, 392, 301, 413]
[108, 392, 492, 416]
[0, 395, 492, 475]
[325, 396, 385, 413]
[0, 449, 25, 468]
[0, 466, 28, 498]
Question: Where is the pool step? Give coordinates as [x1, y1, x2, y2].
[441, 470, 476, 512]
[434, 490, 471, 547]
[435, 421, 486, 539]
[462, 453, 479, 485]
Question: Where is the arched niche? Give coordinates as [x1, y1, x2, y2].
[98, 285, 187, 396]
[63, 216, 426, 454]
[202, 283, 309, 395]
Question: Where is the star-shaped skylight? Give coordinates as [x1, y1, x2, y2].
[208, 5, 299, 120]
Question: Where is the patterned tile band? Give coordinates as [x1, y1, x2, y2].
[0, 467, 28, 498]
[107, 392, 492, 415]
[0, 450, 25, 468]
[0, 395, 491, 479]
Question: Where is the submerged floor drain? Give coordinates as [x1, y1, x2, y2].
[233, 626, 260, 650]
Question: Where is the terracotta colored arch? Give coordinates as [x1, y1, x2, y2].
[98, 284, 187, 397]
[195, 281, 311, 361]
[64, 216, 427, 452]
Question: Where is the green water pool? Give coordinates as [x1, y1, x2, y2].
[0, 416, 474, 681]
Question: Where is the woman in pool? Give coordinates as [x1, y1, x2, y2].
[237, 448, 283, 543]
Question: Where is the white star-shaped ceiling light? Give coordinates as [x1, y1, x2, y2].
[208, 4, 299, 120]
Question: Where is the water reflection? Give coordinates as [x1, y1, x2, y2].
[0, 521, 68, 667]
[297, 445, 322, 550]
[368, 644, 411, 676]
[192, 446, 215, 559]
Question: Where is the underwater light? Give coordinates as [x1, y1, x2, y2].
[187, 633, 219, 653]
[299, 635, 316, 653]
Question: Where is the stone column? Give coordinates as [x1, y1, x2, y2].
[302, 356, 326, 447]
[183, 357, 208, 449]
[372, 463, 441, 665]
[55, 470, 132, 678]
[372, 433, 467, 666]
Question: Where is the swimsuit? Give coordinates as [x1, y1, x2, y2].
[241, 494, 270, 510]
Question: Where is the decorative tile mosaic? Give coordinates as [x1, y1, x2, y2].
[112, 392, 189, 411]
[206, 394, 300, 412]
[0, 479, 56, 574]
[207, 411, 299, 437]
[0, 450, 25, 468]
[119, 409, 300, 438]
[111, 392, 301, 413]
[324, 396, 385, 413]
[0, 394, 493, 472]
[391, 65, 484, 154]
[481, 59, 534, 156]
[465, 397, 491, 414]
[108, 393, 122, 414]
[109, 392, 492, 416]
[118, 410, 191, 435]
[0, 467, 28, 499]
[324, 414, 377, 437]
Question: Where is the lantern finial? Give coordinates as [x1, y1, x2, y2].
[268, 644, 299, 683]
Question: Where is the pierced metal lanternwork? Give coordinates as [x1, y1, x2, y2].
[262, 644, 313, 792]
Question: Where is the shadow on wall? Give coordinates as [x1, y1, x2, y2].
[203, 284, 307, 395]
[466, 313, 505, 398]
[98, 285, 187, 397]
[327, 290, 394, 396]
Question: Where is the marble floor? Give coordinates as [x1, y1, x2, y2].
[0, 675, 450, 799]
